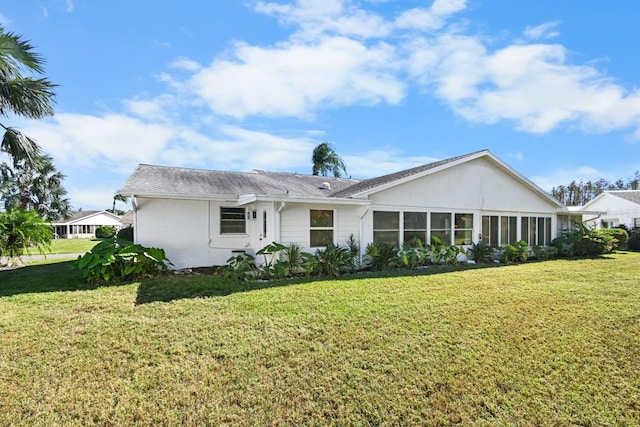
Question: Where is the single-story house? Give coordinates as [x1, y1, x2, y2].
[51, 210, 123, 239]
[119, 149, 580, 270]
[578, 190, 640, 230]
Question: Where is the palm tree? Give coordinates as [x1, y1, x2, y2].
[311, 142, 347, 177]
[1, 153, 71, 220]
[0, 27, 56, 167]
[112, 193, 129, 214]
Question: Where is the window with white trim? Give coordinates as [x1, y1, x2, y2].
[635, 218, 640, 229]
[403, 212, 427, 245]
[220, 207, 246, 234]
[373, 211, 399, 247]
[454, 213, 474, 245]
[310, 209, 334, 247]
[521, 216, 551, 246]
[431, 212, 452, 245]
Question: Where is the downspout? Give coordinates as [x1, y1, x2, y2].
[131, 195, 138, 243]
[276, 202, 286, 243]
[358, 206, 370, 265]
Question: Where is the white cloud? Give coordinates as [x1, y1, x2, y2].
[395, 0, 468, 31]
[22, 113, 176, 173]
[170, 57, 202, 72]
[0, 13, 12, 25]
[344, 150, 440, 178]
[255, 0, 392, 39]
[187, 37, 404, 118]
[524, 21, 561, 40]
[122, 94, 178, 122]
[64, 0, 75, 13]
[407, 35, 640, 135]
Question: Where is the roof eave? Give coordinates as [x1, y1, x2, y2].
[237, 194, 370, 206]
[119, 191, 237, 202]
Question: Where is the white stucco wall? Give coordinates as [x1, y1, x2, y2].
[582, 194, 640, 229]
[135, 197, 259, 269]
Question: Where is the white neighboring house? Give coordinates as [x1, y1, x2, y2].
[578, 190, 640, 230]
[51, 210, 123, 239]
[119, 149, 579, 270]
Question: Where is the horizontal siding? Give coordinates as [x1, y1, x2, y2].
[371, 157, 557, 214]
[279, 203, 360, 251]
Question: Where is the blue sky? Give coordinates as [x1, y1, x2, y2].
[2, 0, 640, 211]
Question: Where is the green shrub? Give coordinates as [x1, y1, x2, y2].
[345, 234, 361, 272]
[628, 230, 640, 251]
[533, 246, 558, 261]
[0, 209, 53, 259]
[224, 252, 256, 281]
[256, 242, 288, 280]
[364, 242, 398, 270]
[95, 225, 117, 238]
[397, 242, 425, 268]
[553, 224, 614, 257]
[283, 243, 304, 275]
[116, 226, 133, 242]
[74, 238, 172, 283]
[599, 228, 629, 250]
[500, 240, 529, 263]
[468, 241, 494, 263]
[314, 244, 351, 277]
[576, 230, 614, 256]
[441, 245, 466, 265]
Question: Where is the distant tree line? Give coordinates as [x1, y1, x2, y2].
[551, 171, 640, 206]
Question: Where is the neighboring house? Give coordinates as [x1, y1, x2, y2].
[51, 210, 123, 239]
[578, 190, 640, 230]
[119, 149, 580, 270]
[120, 210, 134, 228]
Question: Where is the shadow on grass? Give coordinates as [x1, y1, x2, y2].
[0, 261, 90, 297]
[0, 261, 131, 297]
[135, 262, 504, 305]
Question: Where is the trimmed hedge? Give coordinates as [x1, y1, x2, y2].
[95, 225, 117, 239]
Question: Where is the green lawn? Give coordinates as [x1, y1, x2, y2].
[1, 254, 639, 425]
[27, 237, 101, 255]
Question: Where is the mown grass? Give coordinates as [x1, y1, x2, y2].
[1, 254, 639, 425]
[27, 238, 101, 255]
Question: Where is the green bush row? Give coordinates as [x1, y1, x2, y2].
[225, 235, 472, 282]
[552, 224, 626, 257]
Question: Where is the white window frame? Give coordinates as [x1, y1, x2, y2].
[309, 209, 335, 247]
[220, 207, 246, 234]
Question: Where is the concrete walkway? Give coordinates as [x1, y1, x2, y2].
[0, 252, 85, 268]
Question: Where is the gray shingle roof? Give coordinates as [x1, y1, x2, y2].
[120, 150, 496, 200]
[119, 164, 361, 198]
[331, 149, 488, 197]
[70, 210, 105, 221]
[609, 190, 640, 205]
